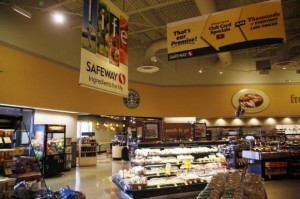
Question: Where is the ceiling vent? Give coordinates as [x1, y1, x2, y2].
[137, 65, 159, 74]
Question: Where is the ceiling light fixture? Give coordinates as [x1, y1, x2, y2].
[52, 12, 65, 24]
[219, 71, 223, 75]
[11, 4, 32, 18]
[198, 67, 203, 73]
[150, 56, 158, 63]
[137, 65, 159, 73]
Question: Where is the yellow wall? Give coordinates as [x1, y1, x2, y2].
[1, 44, 300, 118]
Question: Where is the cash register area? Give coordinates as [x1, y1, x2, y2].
[44, 154, 300, 199]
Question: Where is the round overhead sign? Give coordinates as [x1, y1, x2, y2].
[232, 89, 270, 113]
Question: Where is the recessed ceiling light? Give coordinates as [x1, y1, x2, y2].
[219, 71, 223, 75]
[198, 68, 203, 73]
[52, 12, 65, 24]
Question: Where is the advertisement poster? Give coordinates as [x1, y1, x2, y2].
[167, 0, 286, 61]
[80, 0, 128, 97]
[232, 89, 270, 113]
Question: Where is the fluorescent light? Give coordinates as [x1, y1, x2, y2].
[11, 4, 32, 19]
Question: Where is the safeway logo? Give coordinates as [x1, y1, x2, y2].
[118, 73, 126, 85]
[169, 51, 194, 60]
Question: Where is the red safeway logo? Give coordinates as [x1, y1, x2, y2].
[118, 73, 126, 85]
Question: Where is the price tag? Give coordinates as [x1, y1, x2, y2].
[183, 160, 192, 169]
[3, 137, 11, 144]
[4, 168, 12, 175]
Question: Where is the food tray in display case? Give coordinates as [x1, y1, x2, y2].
[113, 174, 207, 199]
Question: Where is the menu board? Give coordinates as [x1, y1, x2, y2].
[163, 123, 192, 140]
[167, 0, 285, 61]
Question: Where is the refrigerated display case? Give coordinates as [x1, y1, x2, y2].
[32, 124, 65, 177]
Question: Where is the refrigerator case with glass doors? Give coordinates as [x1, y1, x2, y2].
[32, 124, 65, 177]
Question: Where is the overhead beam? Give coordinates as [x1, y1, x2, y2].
[42, 0, 77, 11]
[126, 0, 192, 16]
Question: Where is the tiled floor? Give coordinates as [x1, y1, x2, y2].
[45, 154, 300, 199]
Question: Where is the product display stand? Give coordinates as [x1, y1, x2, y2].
[242, 150, 290, 180]
[78, 132, 97, 166]
[113, 141, 228, 198]
[65, 137, 72, 171]
[0, 115, 50, 198]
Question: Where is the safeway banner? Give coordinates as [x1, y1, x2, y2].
[167, 0, 286, 61]
[79, 0, 128, 97]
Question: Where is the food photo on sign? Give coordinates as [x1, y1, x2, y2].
[232, 89, 270, 114]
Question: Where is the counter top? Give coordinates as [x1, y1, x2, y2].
[242, 150, 290, 160]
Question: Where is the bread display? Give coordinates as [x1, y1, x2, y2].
[196, 172, 267, 199]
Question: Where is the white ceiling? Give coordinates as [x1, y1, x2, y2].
[0, 0, 300, 86]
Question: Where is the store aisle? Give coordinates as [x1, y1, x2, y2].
[45, 154, 127, 199]
[45, 154, 300, 199]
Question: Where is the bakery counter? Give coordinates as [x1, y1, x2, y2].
[242, 150, 290, 160]
[242, 150, 291, 180]
[112, 174, 207, 199]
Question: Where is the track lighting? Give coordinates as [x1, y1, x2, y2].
[11, 4, 32, 19]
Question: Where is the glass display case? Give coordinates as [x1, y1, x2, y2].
[32, 124, 66, 177]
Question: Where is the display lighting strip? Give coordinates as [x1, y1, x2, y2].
[11, 4, 32, 19]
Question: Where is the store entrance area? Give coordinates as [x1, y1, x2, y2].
[44, 154, 300, 199]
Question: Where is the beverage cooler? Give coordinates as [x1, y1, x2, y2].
[32, 124, 65, 177]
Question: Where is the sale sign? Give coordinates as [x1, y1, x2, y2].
[167, 0, 286, 61]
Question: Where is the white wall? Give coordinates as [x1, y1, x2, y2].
[78, 116, 125, 151]
[34, 110, 78, 141]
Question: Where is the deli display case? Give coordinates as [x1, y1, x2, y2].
[32, 124, 65, 177]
